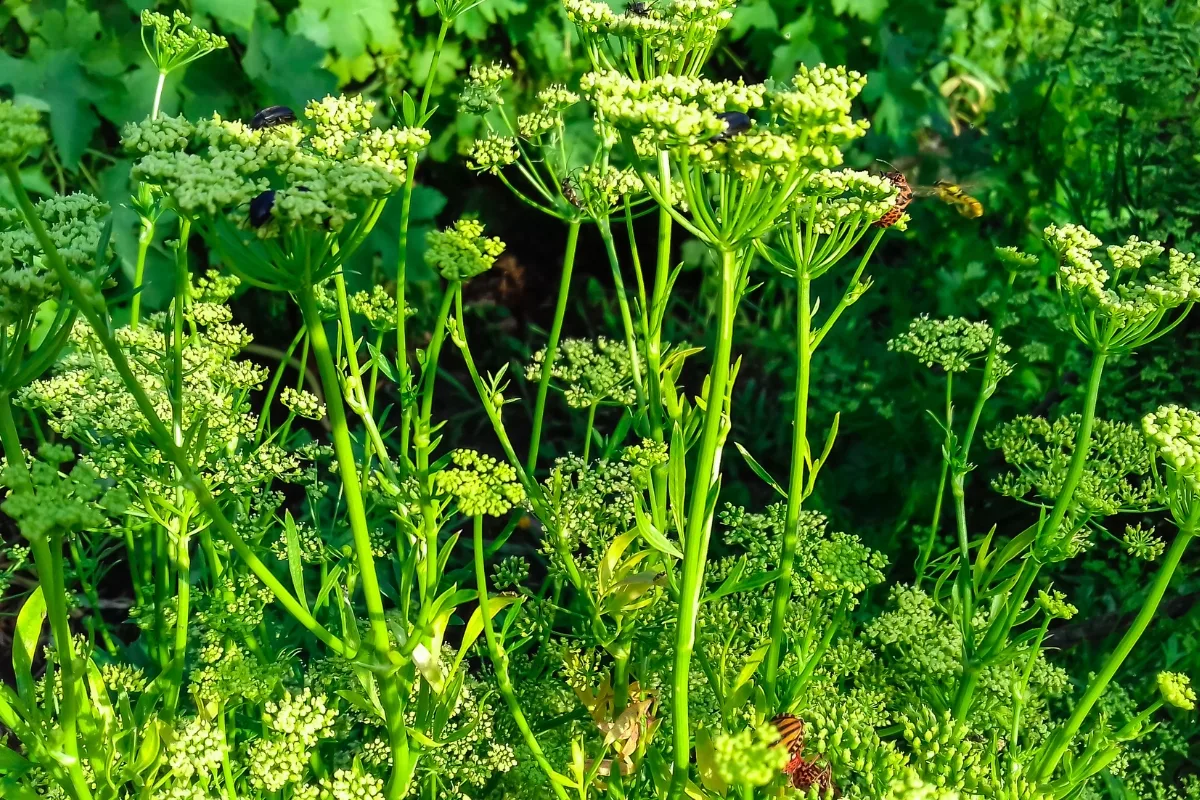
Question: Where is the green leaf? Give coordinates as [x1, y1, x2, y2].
[293, 0, 402, 60]
[729, 0, 778, 40]
[633, 495, 683, 560]
[14, 587, 46, 704]
[366, 340, 398, 383]
[734, 442, 786, 497]
[195, 0, 257, 30]
[283, 511, 310, 614]
[0, 744, 31, 774]
[314, 562, 344, 612]
[831, 0, 889, 24]
[450, 595, 520, 679]
[242, 25, 336, 109]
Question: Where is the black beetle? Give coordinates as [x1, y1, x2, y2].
[627, 1, 651, 16]
[249, 191, 276, 227]
[711, 111, 752, 142]
[249, 106, 297, 131]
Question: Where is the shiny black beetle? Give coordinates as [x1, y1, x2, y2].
[711, 111, 752, 142]
[248, 105, 297, 131]
[249, 191, 276, 227]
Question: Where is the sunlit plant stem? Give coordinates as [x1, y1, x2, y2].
[669, 246, 740, 799]
[472, 516, 571, 800]
[1036, 517, 1198, 780]
[763, 269, 811, 701]
[297, 285, 413, 798]
[527, 220, 581, 472]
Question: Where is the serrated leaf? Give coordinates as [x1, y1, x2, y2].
[195, 0, 256, 30]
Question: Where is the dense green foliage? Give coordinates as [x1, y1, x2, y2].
[1, 1, 1198, 799]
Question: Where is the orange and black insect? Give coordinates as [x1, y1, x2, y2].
[771, 714, 838, 796]
[771, 713, 807, 757]
[874, 169, 913, 229]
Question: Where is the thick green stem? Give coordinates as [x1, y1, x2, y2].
[527, 220, 581, 472]
[418, 20, 451, 120]
[1035, 525, 1196, 781]
[392, 17, 450, 443]
[395, 157, 416, 406]
[1040, 350, 1108, 547]
[668, 248, 738, 799]
[151, 71, 167, 120]
[764, 271, 811, 701]
[297, 286, 411, 797]
[646, 153, 673, 528]
[583, 402, 597, 463]
[472, 516, 570, 800]
[414, 285, 457, 633]
[164, 507, 192, 718]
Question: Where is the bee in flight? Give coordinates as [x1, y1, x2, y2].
[916, 179, 984, 219]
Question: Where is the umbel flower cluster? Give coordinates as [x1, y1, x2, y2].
[525, 337, 638, 408]
[888, 315, 1011, 374]
[124, 96, 427, 233]
[1046, 223, 1200, 351]
[0, 193, 108, 325]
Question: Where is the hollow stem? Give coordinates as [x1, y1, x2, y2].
[764, 270, 811, 701]
[527, 219, 581, 472]
[297, 285, 411, 797]
[151, 71, 167, 120]
[668, 247, 738, 799]
[1035, 523, 1196, 781]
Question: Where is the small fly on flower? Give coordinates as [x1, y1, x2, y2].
[626, 1, 653, 16]
[710, 111, 752, 142]
[248, 105, 297, 131]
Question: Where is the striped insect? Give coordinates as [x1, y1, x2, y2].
[771, 714, 838, 795]
[874, 169, 913, 229]
[919, 179, 984, 219]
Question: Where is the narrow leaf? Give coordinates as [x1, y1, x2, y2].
[734, 442, 786, 497]
[13, 587, 46, 703]
[284, 512, 310, 615]
[450, 595, 520, 679]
